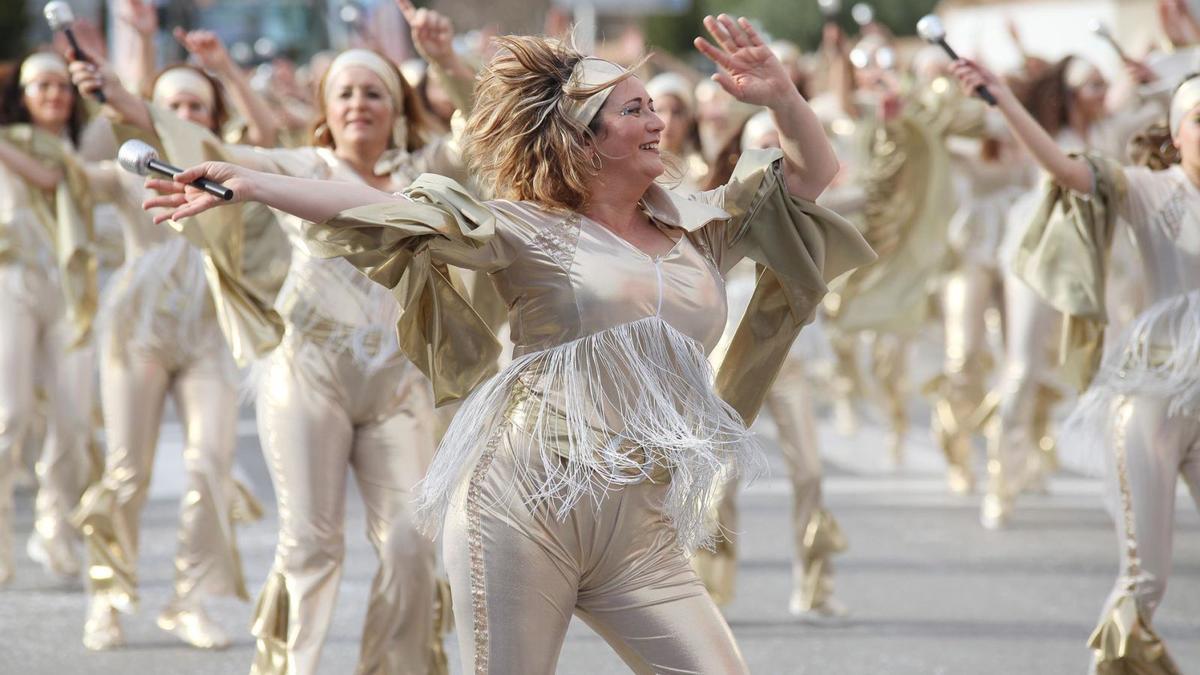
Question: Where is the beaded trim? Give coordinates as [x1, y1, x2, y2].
[1111, 397, 1143, 588]
[531, 213, 582, 272]
[465, 428, 504, 674]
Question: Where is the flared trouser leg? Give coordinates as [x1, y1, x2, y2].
[1088, 395, 1195, 674]
[33, 319, 93, 552]
[252, 348, 440, 675]
[170, 347, 245, 603]
[78, 347, 170, 607]
[0, 290, 39, 580]
[350, 375, 438, 675]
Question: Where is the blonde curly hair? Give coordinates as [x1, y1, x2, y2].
[464, 35, 641, 211]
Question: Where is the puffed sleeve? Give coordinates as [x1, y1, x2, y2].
[306, 173, 515, 404]
[1012, 153, 1126, 390]
[691, 148, 876, 422]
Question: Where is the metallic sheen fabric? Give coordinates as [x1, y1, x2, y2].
[252, 337, 437, 675]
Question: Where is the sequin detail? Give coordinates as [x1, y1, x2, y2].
[1111, 397, 1142, 586]
[464, 428, 503, 674]
[531, 213, 582, 271]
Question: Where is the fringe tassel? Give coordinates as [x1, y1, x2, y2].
[416, 315, 763, 551]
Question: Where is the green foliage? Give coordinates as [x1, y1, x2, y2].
[643, 0, 939, 58]
[0, 2, 32, 60]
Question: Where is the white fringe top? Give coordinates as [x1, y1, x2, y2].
[307, 149, 875, 549]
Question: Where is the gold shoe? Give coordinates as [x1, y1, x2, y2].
[27, 531, 80, 578]
[790, 596, 849, 623]
[83, 597, 125, 650]
[157, 603, 230, 650]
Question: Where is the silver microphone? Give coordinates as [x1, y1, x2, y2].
[118, 140, 234, 201]
[851, 3, 874, 27]
[43, 1, 106, 103]
[916, 14, 996, 106]
[818, 0, 842, 21]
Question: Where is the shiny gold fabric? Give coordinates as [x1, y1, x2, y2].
[0, 124, 97, 346]
[253, 338, 438, 675]
[1013, 153, 1125, 390]
[114, 110, 287, 365]
[306, 149, 872, 669]
[830, 79, 982, 336]
[444, 416, 749, 675]
[72, 336, 248, 610]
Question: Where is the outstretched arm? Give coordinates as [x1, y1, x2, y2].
[142, 161, 399, 224]
[0, 138, 63, 190]
[949, 58, 1092, 193]
[174, 28, 279, 146]
[695, 15, 839, 200]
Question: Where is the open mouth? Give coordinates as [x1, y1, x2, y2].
[639, 142, 659, 153]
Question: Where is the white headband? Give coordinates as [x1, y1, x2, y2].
[19, 52, 68, 86]
[323, 49, 405, 111]
[1064, 58, 1096, 90]
[1170, 75, 1200, 138]
[563, 57, 628, 125]
[152, 66, 216, 110]
[740, 109, 776, 151]
[645, 72, 694, 113]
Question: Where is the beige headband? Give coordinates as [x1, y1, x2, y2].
[323, 49, 405, 110]
[1170, 75, 1200, 138]
[19, 52, 68, 86]
[563, 57, 628, 125]
[152, 66, 216, 109]
[645, 72, 694, 113]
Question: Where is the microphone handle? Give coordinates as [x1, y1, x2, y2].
[146, 158, 234, 201]
[62, 29, 107, 104]
[936, 39, 997, 106]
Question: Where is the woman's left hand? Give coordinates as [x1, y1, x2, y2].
[694, 15, 795, 109]
[397, 0, 456, 69]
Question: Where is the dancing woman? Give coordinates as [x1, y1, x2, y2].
[142, 16, 873, 673]
[952, 57, 1198, 673]
[69, 34, 280, 648]
[0, 52, 96, 585]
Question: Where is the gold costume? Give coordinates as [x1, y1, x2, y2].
[71, 160, 255, 650]
[829, 79, 984, 481]
[304, 149, 874, 672]
[136, 105, 456, 673]
[1017, 156, 1199, 673]
[0, 125, 96, 584]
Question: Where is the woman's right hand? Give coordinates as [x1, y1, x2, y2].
[948, 58, 1013, 104]
[68, 59, 120, 103]
[142, 161, 253, 224]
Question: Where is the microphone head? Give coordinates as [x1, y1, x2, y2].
[916, 15, 946, 44]
[117, 139, 159, 177]
[851, 3, 874, 26]
[43, 1, 75, 30]
[1089, 19, 1112, 39]
[817, 0, 842, 18]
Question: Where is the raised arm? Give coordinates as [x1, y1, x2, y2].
[114, 0, 159, 97]
[69, 58, 154, 133]
[0, 137, 64, 190]
[695, 15, 839, 200]
[174, 28, 279, 146]
[396, 0, 476, 113]
[142, 161, 399, 225]
[949, 58, 1092, 194]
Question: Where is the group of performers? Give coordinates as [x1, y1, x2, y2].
[0, 0, 1197, 672]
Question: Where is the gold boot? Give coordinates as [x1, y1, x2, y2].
[83, 595, 125, 650]
[157, 599, 230, 650]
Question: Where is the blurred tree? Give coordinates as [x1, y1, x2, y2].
[0, 3, 31, 60]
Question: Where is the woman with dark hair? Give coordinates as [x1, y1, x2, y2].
[74, 2, 472, 670]
[139, 15, 873, 672]
[0, 51, 96, 587]
[953, 55, 1198, 674]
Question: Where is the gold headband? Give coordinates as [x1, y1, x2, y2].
[19, 52, 68, 86]
[1171, 75, 1200, 138]
[152, 66, 216, 110]
[323, 49, 404, 110]
[563, 57, 628, 126]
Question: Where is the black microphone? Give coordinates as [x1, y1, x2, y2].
[44, 2, 106, 104]
[118, 139, 234, 201]
[916, 14, 997, 106]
